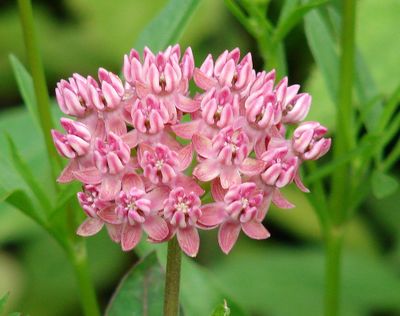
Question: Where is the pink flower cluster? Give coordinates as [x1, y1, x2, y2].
[52, 45, 331, 257]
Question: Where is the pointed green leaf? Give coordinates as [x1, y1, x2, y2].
[106, 252, 164, 316]
[273, 0, 328, 44]
[211, 300, 231, 316]
[4, 189, 46, 226]
[9, 54, 40, 131]
[5, 134, 51, 211]
[135, 0, 201, 52]
[371, 170, 399, 199]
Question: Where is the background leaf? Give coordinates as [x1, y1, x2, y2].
[211, 300, 231, 316]
[135, 0, 202, 51]
[371, 170, 399, 199]
[106, 252, 164, 316]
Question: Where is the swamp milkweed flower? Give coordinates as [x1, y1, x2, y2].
[52, 45, 331, 256]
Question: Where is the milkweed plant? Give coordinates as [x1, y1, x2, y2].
[3, 0, 399, 316]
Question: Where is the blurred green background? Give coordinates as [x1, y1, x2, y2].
[0, 0, 399, 315]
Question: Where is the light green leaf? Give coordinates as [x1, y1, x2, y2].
[273, 0, 328, 44]
[9, 54, 40, 131]
[135, 0, 201, 52]
[211, 300, 231, 316]
[371, 170, 399, 199]
[106, 252, 164, 316]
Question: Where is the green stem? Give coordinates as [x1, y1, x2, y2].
[330, 0, 357, 224]
[324, 226, 344, 316]
[69, 241, 101, 316]
[164, 237, 182, 316]
[17, 0, 61, 178]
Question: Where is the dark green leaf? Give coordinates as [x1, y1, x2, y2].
[371, 170, 399, 199]
[5, 134, 51, 211]
[106, 252, 164, 316]
[135, 243, 247, 315]
[273, 0, 328, 43]
[212, 245, 400, 316]
[9, 54, 40, 131]
[211, 300, 231, 316]
[135, 0, 201, 52]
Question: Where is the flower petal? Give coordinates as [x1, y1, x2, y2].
[218, 221, 241, 254]
[143, 215, 169, 241]
[272, 189, 295, 209]
[198, 203, 225, 227]
[193, 68, 217, 90]
[121, 224, 142, 251]
[242, 221, 270, 239]
[192, 134, 214, 158]
[73, 167, 102, 184]
[106, 224, 122, 242]
[193, 160, 220, 182]
[177, 144, 193, 171]
[122, 173, 144, 191]
[171, 120, 200, 139]
[57, 160, 78, 183]
[177, 226, 200, 257]
[76, 218, 104, 236]
[239, 158, 266, 176]
[173, 174, 204, 196]
[211, 179, 226, 202]
[220, 167, 241, 189]
[98, 206, 120, 224]
[176, 95, 200, 113]
[99, 176, 121, 201]
[294, 172, 310, 193]
[146, 186, 170, 211]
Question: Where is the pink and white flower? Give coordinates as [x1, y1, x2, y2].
[163, 187, 202, 257]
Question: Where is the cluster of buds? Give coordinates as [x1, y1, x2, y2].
[52, 45, 331, 257]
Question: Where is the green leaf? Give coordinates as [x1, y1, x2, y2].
[212, 245, 400, 316]
[135, 243, 247, 315]
[9, 54, 40, 131]
[106, 252, 164, 316]
[5, 134, 52, 211]
[4, 189, 46, 227]
[273, 0, 328, 44]
[0, 292, 9, 314]
[135, 0, 201, 52]
[371, 170, 399, 199]
[211, 300, 231, 316]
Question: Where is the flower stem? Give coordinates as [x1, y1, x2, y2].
[164, 237, 182, 316]
[17, 0, 62, 178]
[324, 227, 344, 316]
[69, 240, 101, 316]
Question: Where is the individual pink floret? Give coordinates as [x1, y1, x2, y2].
[163, 187, 202, 257]
[292, 121, 332, 160]
[193, 127, 265, 189]
[98, 174, 169, 251]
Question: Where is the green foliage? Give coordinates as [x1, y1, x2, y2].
[106, 252, 164, 316]
[0, 293, 9, 314]
[211, 300, 231, 316]
[371, 170, 399, 199]
[212, 245, 400, 316]
[9, 55, 39, 131]
[135, 0, 202, 52]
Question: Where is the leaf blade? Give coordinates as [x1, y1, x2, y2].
[106, 252, 164, 316]
[134, 0, 201, 52]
